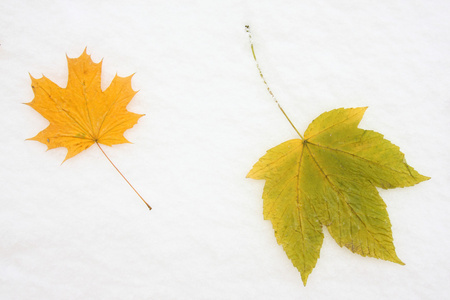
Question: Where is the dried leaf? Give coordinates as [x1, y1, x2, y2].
[27, 49, 144, 161]
[27, 49, 150, 209]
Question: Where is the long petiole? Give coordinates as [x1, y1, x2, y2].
[245, 25, 304, 140]
[96, 142, 152, 210]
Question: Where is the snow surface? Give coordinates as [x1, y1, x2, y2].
[1, 1, 449, 299]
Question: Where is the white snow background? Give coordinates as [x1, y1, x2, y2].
[1, 1, 449, 299]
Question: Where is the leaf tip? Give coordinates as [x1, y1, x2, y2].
[355, 106, 368, 115]
[246, 168, 255, 179]
[392, 255, 405, 266]
[422, 175, 431, 182]
[81, 47, 90, 58]
[301, 273, 309, 286]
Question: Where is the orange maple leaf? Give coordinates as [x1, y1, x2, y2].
[27, 49, 144, 161]
[27, 49, 150, 209]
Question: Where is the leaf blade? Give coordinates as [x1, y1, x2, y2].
[248, 107, 429, 284]
[27, 50, 144, 161]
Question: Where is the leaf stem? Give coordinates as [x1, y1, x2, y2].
[245, 25, 304, 140]
[96, 142, 152, 210]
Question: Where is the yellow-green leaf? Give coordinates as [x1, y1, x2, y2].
[247, 107, 429, 285]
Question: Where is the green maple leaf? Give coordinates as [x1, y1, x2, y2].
[247, 107, 429, 285]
